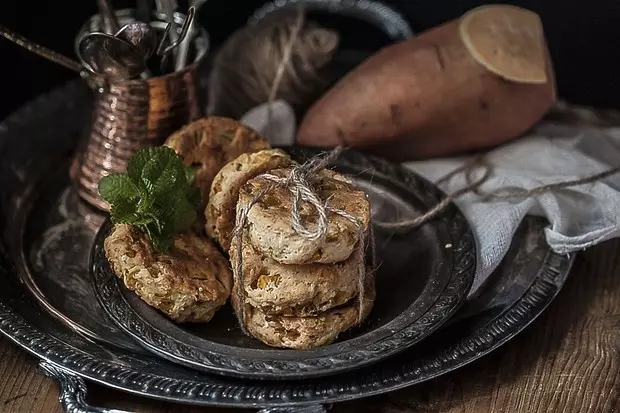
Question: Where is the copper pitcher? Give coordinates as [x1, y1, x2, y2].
[70, 9, 210, 211]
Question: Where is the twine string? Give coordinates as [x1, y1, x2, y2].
[208, 7, 338, 119]
[374, 155, 493, 232]
[264, 6, 306, 139]
[374, 149, 620, 233]
[232, 147, 371, 330]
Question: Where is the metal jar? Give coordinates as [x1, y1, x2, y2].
[70, 9, 209, 211]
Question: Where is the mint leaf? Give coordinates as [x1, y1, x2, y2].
[109, 198, 138, 223]
[150, 233, 174, 253]
[127, 147, 158, 188]
[99, 146, 202, 254]
[141, 147, 184, 195]
[147, 160, 183, 196]
[99, 174, 139, 206]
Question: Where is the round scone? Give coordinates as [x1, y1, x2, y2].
[231, 272, 375, 349]
[164, 117, 270, 207]
[104, 224, 233, 323]
[229, 234, 362, 315]
[237, 168, 371, 264]
[206, 149, 294, 252]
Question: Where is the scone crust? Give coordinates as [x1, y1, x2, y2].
[164, 117, 270, 208]
[232, 271, 375, 349]
[229, 234, 361, 315]
[104, 224, 233, 323]
[206, 149, 293, 252]
[238, 168, 371, 264]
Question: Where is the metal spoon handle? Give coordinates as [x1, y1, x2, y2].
[96, 0, 121, 34]
[158, 7, 195, 73]
[0, 24, 83, 73]
[158, 6, 195, 56]
[155, 23, 172, 56]
[173, 22, 192, 71]
[174, 0, 205, 71]
[155, 0, 179, 46]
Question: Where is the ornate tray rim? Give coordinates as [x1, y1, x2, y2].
[0, 242, 573, 408]
[0, 81, 574, 410]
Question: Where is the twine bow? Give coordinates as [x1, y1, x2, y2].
[231, 147, 374, 333]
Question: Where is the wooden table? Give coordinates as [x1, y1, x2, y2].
[2, 239, 619, 413]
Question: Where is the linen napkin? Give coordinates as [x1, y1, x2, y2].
[241, 101, 620, 297]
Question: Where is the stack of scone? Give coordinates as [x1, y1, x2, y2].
[206, 149, 375, 349]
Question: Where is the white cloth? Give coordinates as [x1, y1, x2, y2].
[241, 101, 620, 296]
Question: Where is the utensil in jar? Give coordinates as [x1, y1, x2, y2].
[0, 24, 106, 90]
[154, 23, 172, 55]
[174, 0, 207, 71]
[156, 6, 195, 74]
[0, 24, 83, 73]
[77, 32, 146, 80]
[155, 0, 179, 56]
[116, 22, 158, 59]
[96, 0, 121, 34]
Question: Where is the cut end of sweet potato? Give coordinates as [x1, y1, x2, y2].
[459, 4, 548, 84]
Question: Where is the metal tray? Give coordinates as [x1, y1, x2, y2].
[92, 147, 475, 379]
[0, 81, 573, 412]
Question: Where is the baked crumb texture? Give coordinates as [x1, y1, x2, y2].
[229, 160, 375, 349]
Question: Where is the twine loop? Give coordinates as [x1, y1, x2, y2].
[374, 150, 620, 234]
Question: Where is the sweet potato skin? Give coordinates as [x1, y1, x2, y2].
[296, 17, 556, 161]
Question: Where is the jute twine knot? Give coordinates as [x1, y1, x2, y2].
[232, 147, 374, 333]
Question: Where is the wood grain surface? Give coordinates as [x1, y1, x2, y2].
[2, 239, 620, 413]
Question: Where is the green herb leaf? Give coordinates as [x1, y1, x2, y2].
[141, 147, 184, 195]
[109, 198, 138, 223]
[99, 174, 139, 206]
[126, 147, 158, 189]
[150, 233, 174, 254]
[99, 146, 201, 253]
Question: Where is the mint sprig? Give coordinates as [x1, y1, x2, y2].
[99, 146, 200, 253]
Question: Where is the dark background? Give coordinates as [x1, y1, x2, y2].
[0, 0, 618, 119]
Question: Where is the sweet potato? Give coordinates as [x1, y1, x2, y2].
[296, 5, 556, 161]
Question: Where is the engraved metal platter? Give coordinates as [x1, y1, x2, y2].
[91, 146, 476, 380]
[0, 80, 574, 413]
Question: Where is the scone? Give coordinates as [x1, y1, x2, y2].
[164, 117, 270, 207]
[104, 224, 233, 323]
[231, 271, 375, 349]
[206, 149, 294, 252]
[229, 234, 361, 316]
[237, 168, 371, 264]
